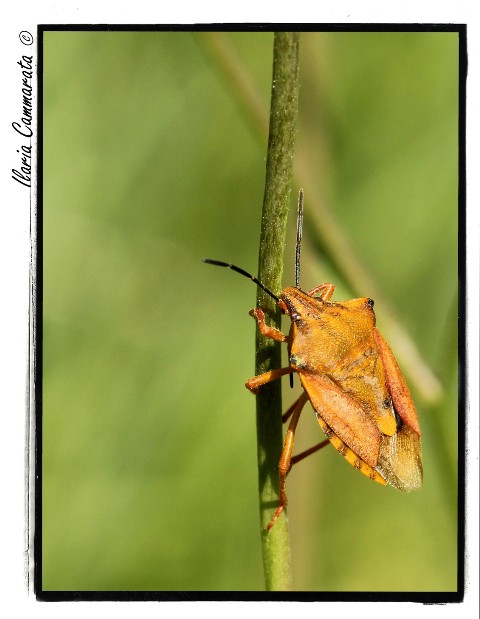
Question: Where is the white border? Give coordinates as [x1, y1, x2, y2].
[1, 2, 478, 617]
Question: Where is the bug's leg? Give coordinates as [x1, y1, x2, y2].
[246, 308, 293, 393]
[283, 399, 330, 471]
[246, 367, 293, 393]
[307, 282, 335, 301]
[288, 439, 330, 469]
[249, 308, 290, 342]
[284, 401, 332, 470]
[282, 397, 302, 423]
[266, 392, 309, 531]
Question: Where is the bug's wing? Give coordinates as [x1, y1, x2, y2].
[373, 327, 423, 491]
[298, 372, 381, 467]
[373, 328, 421, 435]
[376, 425, 423, 491]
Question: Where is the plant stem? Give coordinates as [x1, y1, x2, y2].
[255, 32, 299, 592]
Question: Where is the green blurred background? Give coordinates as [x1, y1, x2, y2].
[42, 30, 459, 591]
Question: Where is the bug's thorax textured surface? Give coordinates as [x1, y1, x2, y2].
[282, 286, 378, 371]
[281, 286, 397, 437]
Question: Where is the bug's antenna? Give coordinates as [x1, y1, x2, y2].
[295, 189, 304, 288]
[202, 259, 280, 303]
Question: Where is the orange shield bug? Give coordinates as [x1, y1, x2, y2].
[204, 189, 422, 530]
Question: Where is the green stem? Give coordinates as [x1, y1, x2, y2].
[255, 32, 299, 592]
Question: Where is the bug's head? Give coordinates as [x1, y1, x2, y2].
[275, 292, 298, 319]
[277, 287, 317, 323]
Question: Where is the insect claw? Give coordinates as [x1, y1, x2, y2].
[245, 380, 260, 394]
[265, 505, 285, 531]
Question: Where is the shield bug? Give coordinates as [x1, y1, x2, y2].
[203, 189, 422, 530]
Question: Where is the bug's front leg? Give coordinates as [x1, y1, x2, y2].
[249, 307, 290, 342]
[245, 307, 293, 394]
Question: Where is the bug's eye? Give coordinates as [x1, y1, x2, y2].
[367, 298, 374, 309]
